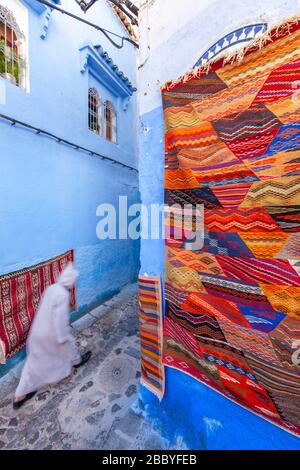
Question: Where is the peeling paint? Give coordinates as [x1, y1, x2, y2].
[203, 417, 223, 436]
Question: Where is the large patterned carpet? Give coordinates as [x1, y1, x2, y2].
[162, 18, 300, 437]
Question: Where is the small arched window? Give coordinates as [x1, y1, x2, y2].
[88, 87, 102, 135]
[105, 100, 117, 144]
[0, 4, 25, 87]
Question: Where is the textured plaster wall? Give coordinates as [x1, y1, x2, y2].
[0, 0, 140, 374]
[138, 0, 300, 450]
[138, 0, 300, 115]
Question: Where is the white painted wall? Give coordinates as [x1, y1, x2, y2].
[138, 0, 300, 115]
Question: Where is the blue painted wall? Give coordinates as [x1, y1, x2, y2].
[138, 101, 300, 452]
[141, 368, 300, 450]
[0, 0, 139, 373]
[138, 0, 300, 449]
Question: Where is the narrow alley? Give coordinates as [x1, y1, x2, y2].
[0, 284, 171, 450]
[1, 0, 300, 455]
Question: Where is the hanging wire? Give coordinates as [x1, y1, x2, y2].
[36, 0, 139, 48]
[0, 113, 138, 173]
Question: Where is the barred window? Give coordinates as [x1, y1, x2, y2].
[88, 87, 102, 135]
[105, 100, 117, 143]
[0, 4, 25, 88]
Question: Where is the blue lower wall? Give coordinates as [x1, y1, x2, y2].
[0, 117, 140, 377]
[139, 106, 300, 450]
[0, 119, 139, 283]
[140, 369, 300, 450]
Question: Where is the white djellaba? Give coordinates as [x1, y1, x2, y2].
[15, 263, 81, 398]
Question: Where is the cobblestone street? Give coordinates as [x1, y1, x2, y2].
[0, 284, 170, 450]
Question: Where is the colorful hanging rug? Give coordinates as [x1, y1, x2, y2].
[138, 275, 165, 399]
[0, 250, 76, 360]
[162, 17, 300, 437]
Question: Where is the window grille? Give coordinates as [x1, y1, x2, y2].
[0, 4, 25, 87]
[88, 87, 102, 135]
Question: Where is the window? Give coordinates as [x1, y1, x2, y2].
[0, 4, 25, 87]
[88, 87, 102, 135]
[105, 100, 117, 143]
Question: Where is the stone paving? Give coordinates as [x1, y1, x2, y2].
[0, 283, 173, 450]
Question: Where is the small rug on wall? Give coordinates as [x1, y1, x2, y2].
[162, 17, 300, 437]
[0, 250, 76, 360]
[138, 275, 165, 399]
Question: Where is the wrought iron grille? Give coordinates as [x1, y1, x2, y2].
[88, 87, 102, 135]
[0, 4, 26, 88]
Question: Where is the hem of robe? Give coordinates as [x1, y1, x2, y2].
[15, 365, 74, 398]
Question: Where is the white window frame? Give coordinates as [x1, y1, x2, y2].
[88, 87, 102, 136]
[105, 100, 117, 144]
[0, 1, 28, 90]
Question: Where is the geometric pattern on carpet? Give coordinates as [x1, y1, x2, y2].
[162, 18, 300, 437]
[138, 275, 165, 399]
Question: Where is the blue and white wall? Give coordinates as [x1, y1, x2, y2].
[0, 0, 140, 372]
[138, 0, 300, 450]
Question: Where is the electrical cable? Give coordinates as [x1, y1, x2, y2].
[0, 113, 138, 173]
[36, 0, 139, 48]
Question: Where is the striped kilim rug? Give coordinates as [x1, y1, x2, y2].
[162, 17, 300, 436]
[0, 250, 76, 360]
[139, 276, 165, 399]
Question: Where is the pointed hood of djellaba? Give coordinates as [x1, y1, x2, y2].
[57, 263, 79, 289]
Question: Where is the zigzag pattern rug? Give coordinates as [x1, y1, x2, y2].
[0, 250, 76, 360]
[162, 18, 300, 437]
[139, 276, 165, 399]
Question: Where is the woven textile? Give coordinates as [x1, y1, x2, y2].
[0, 250, 76, 360]
[162, 19, 300, 436]
[139, 276, 165, 399]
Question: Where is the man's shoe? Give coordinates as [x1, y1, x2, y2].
[13, 391, 36, 410]
[74, 351, 92, 369]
